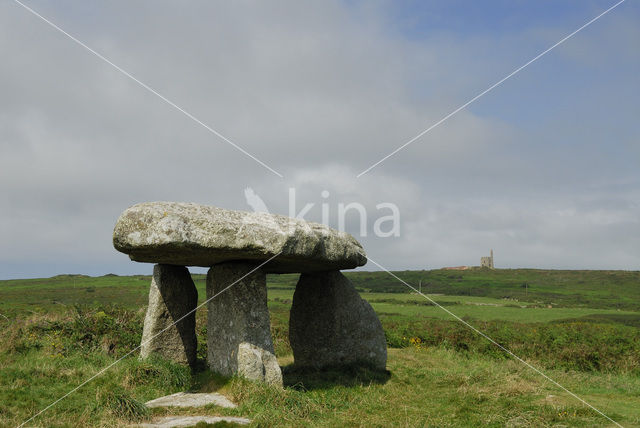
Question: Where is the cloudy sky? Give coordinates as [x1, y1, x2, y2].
[1, 0, 638, 279]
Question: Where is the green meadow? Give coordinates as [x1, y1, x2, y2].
[1, 268, 639, 427]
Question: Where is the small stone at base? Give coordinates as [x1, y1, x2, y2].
[144, 391, 236, 408]
[136, 416, 251, 427]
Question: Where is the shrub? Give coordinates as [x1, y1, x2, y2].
[380, 317, 640, 374]
[96, 386, 149, 421]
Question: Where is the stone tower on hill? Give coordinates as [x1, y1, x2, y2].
[480, 249, 494, 269]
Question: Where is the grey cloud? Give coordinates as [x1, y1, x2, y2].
[0, 1, 637, 278]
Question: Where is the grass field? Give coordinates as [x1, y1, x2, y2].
[1, 268, 639, 427]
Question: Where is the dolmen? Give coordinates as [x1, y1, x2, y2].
[113, 202, 387, 386]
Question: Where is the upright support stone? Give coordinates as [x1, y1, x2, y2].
[289, 270, 387, 369]
[140, 264, 198, 367]
[206, 263, 282, 386]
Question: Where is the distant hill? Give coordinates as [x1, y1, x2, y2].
[2, 269, 639, 312]
[343, 268, 640, 311]
[49, 274, 90, 279]
[266, 268, 640, 311]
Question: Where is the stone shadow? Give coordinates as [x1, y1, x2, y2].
[281, 362, 391, 391]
